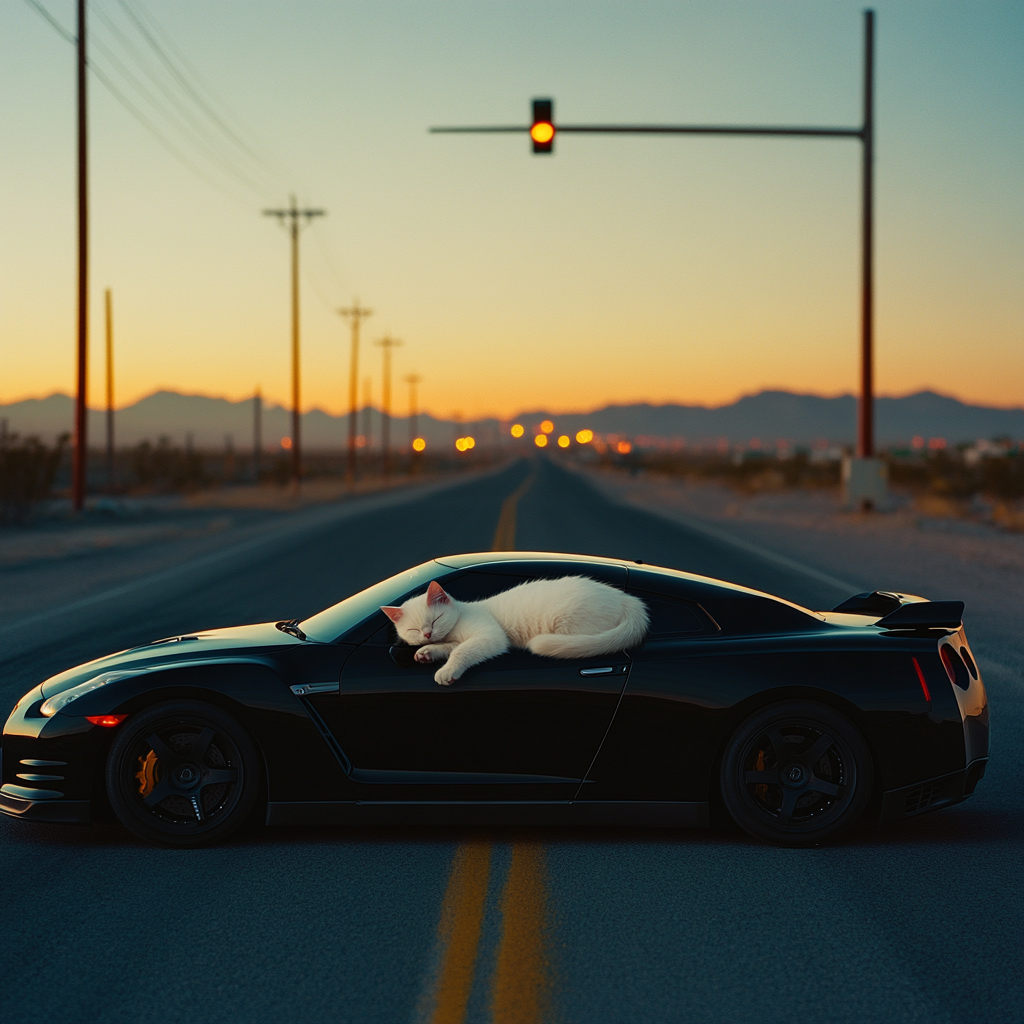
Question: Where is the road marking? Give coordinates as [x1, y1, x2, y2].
[491, 842, 551, 1024]
[423, 842, 492, 1024]
[492, 472, 535, 551]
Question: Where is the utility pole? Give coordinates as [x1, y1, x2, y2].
[337, 299, 373, 483]
[858, 10, 875, 460]
[104, 288, 114, 491]
[361, 377, 373, 452]
[253, 387, 262, 483]
[262, 195, 325, 487]
[73, 0, 89, 512]
[375, 336, 402, 477]
[405, 373, 423, 469]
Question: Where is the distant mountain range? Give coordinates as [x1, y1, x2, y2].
[1, 389, 1021, 450]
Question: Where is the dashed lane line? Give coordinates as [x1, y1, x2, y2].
[492, 472, 535, 551]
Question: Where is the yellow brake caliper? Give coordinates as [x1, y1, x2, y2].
[136, 749, 161, 798]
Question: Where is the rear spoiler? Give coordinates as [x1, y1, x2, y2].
[877, 601, 964, 629]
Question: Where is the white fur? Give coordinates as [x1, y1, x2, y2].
[381, 577, 649, 685]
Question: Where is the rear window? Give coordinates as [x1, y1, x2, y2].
[631, 591, 707, 638]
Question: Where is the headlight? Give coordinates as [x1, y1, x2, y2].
[39, 671, 139, 717]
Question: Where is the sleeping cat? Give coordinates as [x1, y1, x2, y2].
[381, 576, 649, 685]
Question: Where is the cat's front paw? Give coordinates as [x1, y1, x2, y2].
[434, 665, 460, 686]
[414, 646, 436, 663]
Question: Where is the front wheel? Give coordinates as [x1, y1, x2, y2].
[106, 700, 260, 847]
[720, 701, 873, 847]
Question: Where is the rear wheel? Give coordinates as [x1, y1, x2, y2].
[106, 700, 259, 847]
[720, 701, 872, 847]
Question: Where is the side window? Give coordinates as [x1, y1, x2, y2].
[364, 573, 533, 646]
[631, 591, 707, 638]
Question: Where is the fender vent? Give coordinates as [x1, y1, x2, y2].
[905, 785, 938, 816]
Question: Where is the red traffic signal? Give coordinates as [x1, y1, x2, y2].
[531, 98, 554, 154]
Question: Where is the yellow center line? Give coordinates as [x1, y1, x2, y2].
[492, 471, 535, 551]
[491, 842, 551, 1024]
[421, 473, 551, 1024]
[425, 842, 493, 1024]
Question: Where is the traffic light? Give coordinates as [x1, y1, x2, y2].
[531, 98, 554, 154]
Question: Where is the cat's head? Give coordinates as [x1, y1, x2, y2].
[381, 580, 458, 646]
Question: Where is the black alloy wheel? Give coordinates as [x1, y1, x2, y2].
[106, 700, 259, 847]
[720, 701, 873, 847]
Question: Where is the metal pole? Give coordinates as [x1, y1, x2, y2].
[376, 336, 402, 478]
[858, 9, 875, 459]
[73, 0, 88, 511]
[105, 288, 113, 491]
[253, 387, 262, 482]
[339, 301, 373, 483]
[290, 196, 301, 485]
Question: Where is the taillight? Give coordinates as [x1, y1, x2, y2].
[85, 714, 128, 727]
[911, 658, 931, 703]
[940, 645, 970, 689]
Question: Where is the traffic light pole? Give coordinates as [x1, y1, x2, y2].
[338, 300, 373, 483]
[432, 10, 876, 459]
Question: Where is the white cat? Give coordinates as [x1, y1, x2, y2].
[381, 576, 649, 686]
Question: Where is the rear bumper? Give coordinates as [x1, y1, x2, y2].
[0, 790, 92, 824]
[878, 759, 987, 825]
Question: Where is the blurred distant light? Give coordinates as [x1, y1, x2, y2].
[510, 423, 525, 438]
[575, 429, 594, 444]
[356, 434, 367, 448]
[412, 437, 426, 452]
[557, 435, 570, 448]
[616, 440, 632, 454]
[912, 435, 925, 450]
[534, 434, 548, 448]
[928, 437, 946, 450]
[465, 436, 476, 449]
[540, 420, 554, 434]
[530, 121, 555, 145]
[281, 437, 293, 450]
[455, 438, 466, 452]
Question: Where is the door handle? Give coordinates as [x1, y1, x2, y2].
[579, 666, 615, 676]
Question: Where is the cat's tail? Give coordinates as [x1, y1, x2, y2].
[527, 600, 649, 659]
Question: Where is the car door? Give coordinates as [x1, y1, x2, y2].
[337, 567, 632, 803]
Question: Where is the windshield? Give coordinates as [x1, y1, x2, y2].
[300, 560, 444, 643]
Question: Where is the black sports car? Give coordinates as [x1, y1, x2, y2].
[2, 552, 989, 847]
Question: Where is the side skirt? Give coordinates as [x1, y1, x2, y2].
[266, 800, 710, 828]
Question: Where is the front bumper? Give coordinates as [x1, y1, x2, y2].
[0, 788, 91, 824]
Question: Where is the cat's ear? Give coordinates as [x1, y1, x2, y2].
[380, 606, 404, 623]
[426, 581, 451, 606]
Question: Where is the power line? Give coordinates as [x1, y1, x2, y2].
[120, 0, 296, 189]
[22, 0, 74, 43]
[91, 2, 276, 198]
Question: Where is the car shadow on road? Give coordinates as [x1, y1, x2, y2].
[3, 801, 1019, 853]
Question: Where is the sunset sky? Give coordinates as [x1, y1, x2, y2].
[1, 1, 1021, 420]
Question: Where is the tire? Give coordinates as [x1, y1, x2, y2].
[720, 700, 873, 847]
[106, 700, 260, 848]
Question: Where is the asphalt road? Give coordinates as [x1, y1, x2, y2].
[1, 459, 1020, 1024]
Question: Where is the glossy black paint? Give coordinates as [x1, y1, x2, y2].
[2, 553, 988, 832]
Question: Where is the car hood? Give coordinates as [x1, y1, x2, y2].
[39, 621, 303, 699]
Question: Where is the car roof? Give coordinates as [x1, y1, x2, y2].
[433, 551, 814, 609]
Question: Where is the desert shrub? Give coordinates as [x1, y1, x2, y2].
[0, 433, 68, 523]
